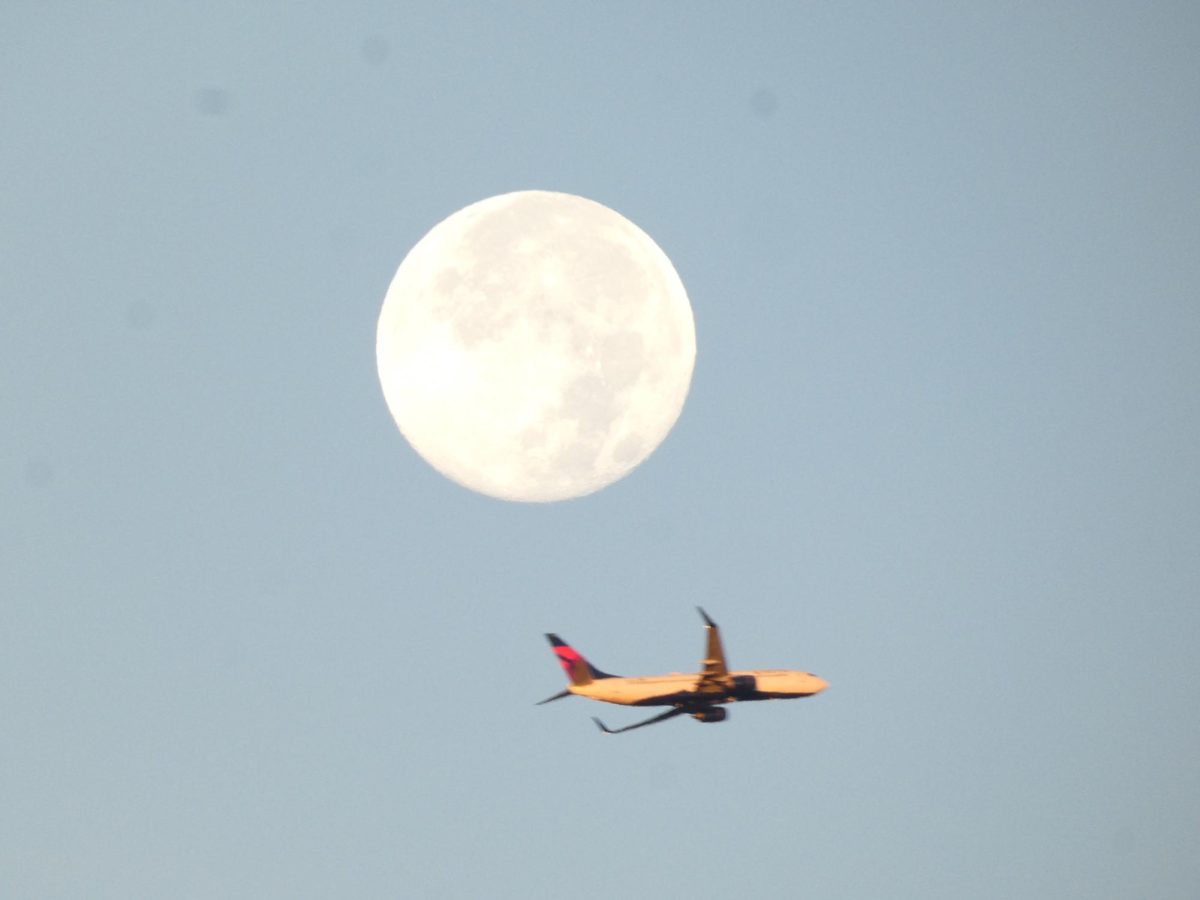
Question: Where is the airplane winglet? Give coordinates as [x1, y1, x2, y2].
[591, 717, 615, 734]
[697, 607, 716, 628]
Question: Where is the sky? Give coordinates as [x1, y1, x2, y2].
[3, 3, 1198, 898]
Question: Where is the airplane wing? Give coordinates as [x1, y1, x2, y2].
[695, 607, 732, 693]
[592, 707, 689, 734]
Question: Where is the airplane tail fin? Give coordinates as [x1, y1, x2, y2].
[545, 634, 616, 686]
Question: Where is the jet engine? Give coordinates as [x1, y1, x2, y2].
[691, 707, 728, 723]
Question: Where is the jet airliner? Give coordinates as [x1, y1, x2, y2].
[539, 608, 828, 733]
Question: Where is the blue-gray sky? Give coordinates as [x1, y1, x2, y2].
[4, 4, 1198, 898]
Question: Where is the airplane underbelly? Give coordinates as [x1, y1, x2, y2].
[730, 674, 758, 699]
[581, 679, 692, 706]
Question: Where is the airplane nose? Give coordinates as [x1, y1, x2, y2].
[810, 675, 829, 693]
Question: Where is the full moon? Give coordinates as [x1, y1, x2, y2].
[376, 190, 696, 502]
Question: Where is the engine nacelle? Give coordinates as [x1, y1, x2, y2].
[691, 707, 728, 723]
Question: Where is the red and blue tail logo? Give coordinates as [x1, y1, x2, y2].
[545, 633, 614, 686]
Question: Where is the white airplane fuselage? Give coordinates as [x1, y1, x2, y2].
[570, 669, 829, 707]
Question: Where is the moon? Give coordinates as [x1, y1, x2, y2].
[376, 190, 696, 502]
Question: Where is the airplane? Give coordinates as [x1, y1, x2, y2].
[538, 608, 828, 733]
